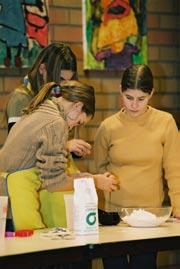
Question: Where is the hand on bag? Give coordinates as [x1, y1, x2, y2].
[94, 172, 120, 192]
[66, 139, 92, 157]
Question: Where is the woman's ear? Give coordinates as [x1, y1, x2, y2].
[74, 101, 83, 112]
[39, 63, 47, 83]
[39, 63, 46, 74]
[119, 85, 123, 95]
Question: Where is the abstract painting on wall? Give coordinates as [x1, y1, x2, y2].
[83, 0, 147, 71]
[0, 0, 49, 68]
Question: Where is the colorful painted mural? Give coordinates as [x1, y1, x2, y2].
[83, 0, 147, 71]
[0, 0, 49, 68]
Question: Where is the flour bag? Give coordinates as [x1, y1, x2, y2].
[73, 178, 99, 235]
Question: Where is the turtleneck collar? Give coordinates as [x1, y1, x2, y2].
[38, 98, 67, 122]
[118, 106, 153, 124]
[50, 97, 67, 121]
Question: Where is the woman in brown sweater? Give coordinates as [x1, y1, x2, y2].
[0, 80, 118, 193]
[5, 42, 92, 158]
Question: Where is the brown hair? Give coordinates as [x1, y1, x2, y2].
[24, 80, 95, 117]
[28, 42, 77, 95]
[121, 64, 154, 94]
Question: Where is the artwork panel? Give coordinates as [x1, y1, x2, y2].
[82, 0, 148, 71]
[0, 0, 49, 68]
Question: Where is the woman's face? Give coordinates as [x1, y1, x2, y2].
[121, 88, 153, 117]
[60, 70, 74, 81]
[67, 102, 92, 129]
[39, 64, 74, 83]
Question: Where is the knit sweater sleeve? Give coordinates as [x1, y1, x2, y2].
[7, 90, 32, 120]
[35, 118, 69, 192]
[163, 116, 180, 216]
[94, 121, 110, 173]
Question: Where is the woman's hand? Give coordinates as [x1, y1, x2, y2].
[174, 214, 180, 220]
[93, 172, 119, 192]
[66, 139, 91, 157]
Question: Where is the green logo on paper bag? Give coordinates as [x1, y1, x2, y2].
[86, 212, 96, 225]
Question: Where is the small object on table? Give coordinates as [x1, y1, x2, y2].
[98, 192, 120, 226]
[5, 231, 15, 237]
[98, 209, 120, 226]
[15, 229, 34, 237]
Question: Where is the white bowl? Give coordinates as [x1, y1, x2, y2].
[120, 207, 172, 227]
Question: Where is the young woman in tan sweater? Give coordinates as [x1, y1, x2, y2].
[94, 64, 180, 269]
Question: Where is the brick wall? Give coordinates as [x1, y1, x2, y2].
[147, 0, 180, 127]
[0, 0, 179, 174]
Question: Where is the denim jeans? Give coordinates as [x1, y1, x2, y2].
[103, 252, 157, 269]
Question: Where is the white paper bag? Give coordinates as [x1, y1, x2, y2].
[73, 178, 98, 235]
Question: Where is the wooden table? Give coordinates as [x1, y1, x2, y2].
[0, 222, 180, 269]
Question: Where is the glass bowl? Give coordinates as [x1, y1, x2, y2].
[98, 209, 120, 226]
[120, 207, 172, 227]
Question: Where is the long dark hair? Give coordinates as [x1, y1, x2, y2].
[28, 43, 77, 95]
[121, 64, 153, 94]
[24, 81, 95, 117]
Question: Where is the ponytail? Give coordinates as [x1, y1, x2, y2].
[23, 82, 60, 114]
[23, 80, 95, 118]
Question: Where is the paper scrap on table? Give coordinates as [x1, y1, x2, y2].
[40, 227, 75, 240]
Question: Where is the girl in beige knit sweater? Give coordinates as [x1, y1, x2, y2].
[0, 80, 119, 193]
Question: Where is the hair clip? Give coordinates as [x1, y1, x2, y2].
[23, 76, 29, 86]
[51, 85, 61, 97]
